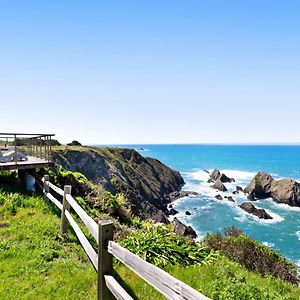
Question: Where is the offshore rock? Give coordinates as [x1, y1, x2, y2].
[212, 179, 228, 192]
[239, 202, 273, 220]
[245, 172, 300, 207]
[210, 169, 233, 183]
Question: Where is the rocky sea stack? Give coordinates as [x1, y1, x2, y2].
[239, 202, 273, 219]
[52, 147, 184, 222]
[245, 172, 300, 207]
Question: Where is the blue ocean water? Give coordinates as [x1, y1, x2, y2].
[99, 145, 300, 268]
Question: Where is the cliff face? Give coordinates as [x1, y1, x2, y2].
[51, 147, 184, 222]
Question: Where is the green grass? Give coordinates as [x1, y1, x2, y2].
[0, 192, 97, 299]
[1, 173, 300, 300]
[115, 255, 300, 300]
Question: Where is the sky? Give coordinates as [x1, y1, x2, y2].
[0, 0, 299, 144]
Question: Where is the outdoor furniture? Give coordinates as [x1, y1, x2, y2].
[0, 151, 28, 163]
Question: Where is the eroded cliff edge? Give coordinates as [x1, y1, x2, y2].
[51, 146, 184, 222]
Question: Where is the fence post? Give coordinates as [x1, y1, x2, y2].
[43, 175, 49, 202]
[61, 185, 72, 235]
[98, 220, 113, 300]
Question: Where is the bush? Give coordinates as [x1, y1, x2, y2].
[120, 223, 218, 268]
[204, 226, 298, 285]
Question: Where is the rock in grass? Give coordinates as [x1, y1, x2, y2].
[172, 218, 197, 239]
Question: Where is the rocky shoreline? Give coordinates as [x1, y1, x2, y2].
[51, 145, 300, 240]
[169, 168, 300, 236]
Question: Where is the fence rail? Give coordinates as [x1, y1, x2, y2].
[40, 176, 210, 300]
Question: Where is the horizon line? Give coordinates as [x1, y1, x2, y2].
[88, 142, 300, 146]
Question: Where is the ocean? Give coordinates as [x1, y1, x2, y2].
[98, 144, 300, 269]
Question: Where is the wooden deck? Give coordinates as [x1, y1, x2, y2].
[0, 156, 53, 171]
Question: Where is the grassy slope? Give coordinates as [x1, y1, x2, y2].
[0, 193, 97, 299]
[1, 174, 300, 299]
[116, 257, 300, 300]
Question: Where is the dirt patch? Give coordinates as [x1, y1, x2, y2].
[0, 223, 8, 228]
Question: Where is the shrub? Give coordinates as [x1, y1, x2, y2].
[120, 223, 218, 268]
[204, 226, 298, 284]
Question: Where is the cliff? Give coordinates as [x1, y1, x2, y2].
[51, 146, 184, 222]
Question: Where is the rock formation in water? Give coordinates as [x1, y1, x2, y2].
[210, 169, 234, 183]
[212, 179, 228, 192]
[245, 172, 300, 207]
[239, 202, 273, 219]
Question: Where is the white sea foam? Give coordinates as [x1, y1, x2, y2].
[186, 169, 210, 182]
[136, 148, 150, 152]
[262, 242, 275, 248]
[262, 199, 300, 212]
[185, 168, 257, 195]
[234, 205, 284, 224]
[221, 169, 256, 181]
[296, 231, 300, 241]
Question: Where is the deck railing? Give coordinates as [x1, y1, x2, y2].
[0, 133, 55, 164]
[40, 175, 210, 300]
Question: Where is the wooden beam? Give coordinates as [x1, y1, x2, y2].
[108, 242, 210, 300]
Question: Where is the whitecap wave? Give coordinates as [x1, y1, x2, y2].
[184, 168, 257, 195]
[186, 169, 210, 182]
[262, 199, 300, 212]
[262, 242, 275, 248]
[221, 169, 257, 181]
[296, 231, 300, 241]
[136, 148, 150, 152]
[234, 205, 284, 224]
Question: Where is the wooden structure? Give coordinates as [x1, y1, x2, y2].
[0, 133, 55, 171]
[40, 176, 210, 300]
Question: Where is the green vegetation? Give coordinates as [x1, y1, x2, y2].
[115, 255, 300, 300]
[204, 226, 298, 284]
[255, 174, 262, 187]
[0, 177, 97, 299]
[1, 172, 300, 299]
[120, 222, 217, 268]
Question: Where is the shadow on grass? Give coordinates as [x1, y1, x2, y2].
[112, 267, 139, 300]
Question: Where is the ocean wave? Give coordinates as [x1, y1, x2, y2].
[262, 242, 275, 248]
[184, 168, 256, 193]
[234, 205, 284, 224]
[185, 169, 210, 182]
[296, 231, 300, 241]
[262, 199, 300, 212]
[136, 148, 150, 152]
[221, 169, 257, 181]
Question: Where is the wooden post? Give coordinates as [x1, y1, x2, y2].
[43, 175, 49, 202]
[61, 185, 72, 234]
[98, 221, 113, 300]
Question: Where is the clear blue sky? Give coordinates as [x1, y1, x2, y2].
[0, 1, 299, 144]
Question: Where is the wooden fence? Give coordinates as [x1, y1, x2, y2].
[41, 175, 210, 300]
